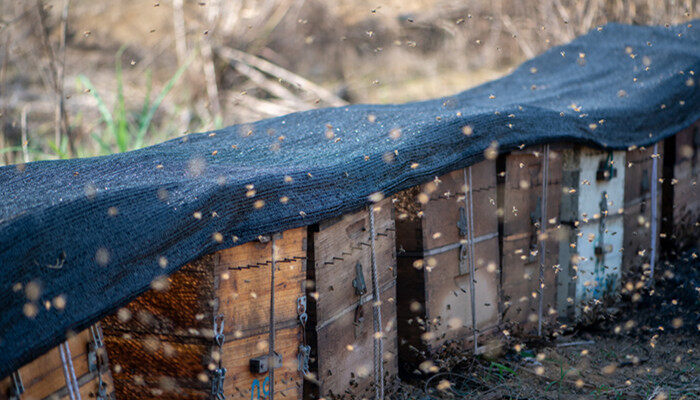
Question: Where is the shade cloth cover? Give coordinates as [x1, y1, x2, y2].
[1, 21, 698, 377]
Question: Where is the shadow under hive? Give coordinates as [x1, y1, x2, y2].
[662, 119, 700, 253]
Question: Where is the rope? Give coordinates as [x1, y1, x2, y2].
[269, 235, 276, 400]
[59, 341, 81, 400]
[649, 143, 659, 286]
[538, 144, 550, 336]
[369, 206, 385, 400]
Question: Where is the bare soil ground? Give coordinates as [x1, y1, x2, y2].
[390, 251, 699, 399]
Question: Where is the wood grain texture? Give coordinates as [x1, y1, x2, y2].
[394, 161, 500, 367]
[0, 326, 115, 400]
[671, 123, 700, 249]
[307, 199, 398, 398]
[501, 148, 562, 331]
[102, 228, 307, 400]
[622, 144, 663, 277]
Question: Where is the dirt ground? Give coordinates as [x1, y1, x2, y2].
[389, 251, 699, 400]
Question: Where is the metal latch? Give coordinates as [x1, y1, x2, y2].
[594, 244, 613, 256]
[352, 261, 367, 296]
[250, 352, 283, 374]
[353, 304, 365, 339]
[596, 154, 617, 181]
[594, 191, 609, 258]
[457, 207, 468, 237]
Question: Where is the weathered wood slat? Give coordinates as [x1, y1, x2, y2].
[306, 198, 398, 399]
[663, 121, 699, 251]
[394, 160, 500, 368]
[500, 147, 562, 333]
[556, 146, 626, 319]
[0, 327, 115, 400]
[622, 144, 663, 280]
[102, 227, 307, 400]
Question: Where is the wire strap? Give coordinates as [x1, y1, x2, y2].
[9, 371, 24, 400]
[369, 206, 385, 399]
[649, 142, 659, 286]
[537, 144, 550, 336]
[462, 167, 478, 353]
[59, 341, 81, 400]
[268, 235, 276, 400]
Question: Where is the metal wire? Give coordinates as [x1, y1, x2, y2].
[538, 144, 550, 336]
[369, 206, 385, 399]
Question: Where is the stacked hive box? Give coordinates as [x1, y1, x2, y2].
[662, 121, 700, 252]
[0, 325, 115, 400]
[622, 143, 664, 282]
[556, 146, 627, 319]
[394, 160, 500, 370]
[101, 200, 398, 400]
[305, 198, 398, 399]
[499, 145, 563, 334]
[102, 228, 307, 400]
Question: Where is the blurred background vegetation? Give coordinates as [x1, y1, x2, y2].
[0, 0, 696, 164]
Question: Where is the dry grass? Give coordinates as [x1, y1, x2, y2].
[0, 0, 697, 163]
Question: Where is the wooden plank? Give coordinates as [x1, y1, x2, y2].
[423, 238, 500, 350]
[315, 284, 397, 399]
[622, 144, 663, 277]
[0, 326, 115, 400]
[306, 198, 398, 397]
[312, 199, 395, 325]
[671, 124, 700, 248]
[221, 327, 302, 400]
[394, 160, 500, 369]
[557, 146, 628, 318]
[421, 161, 498, 250]
[501, 147, 562, 331]
[102, 227, 307, 400]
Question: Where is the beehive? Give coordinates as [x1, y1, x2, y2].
[622, 143, 664, 282]
[394, 160, 500, 369]
[102, 228, 307, 400]
[0, 325, 115, 400]
[662, 121, 700, 252]
[304, 198, 398, 399]
[499, 145, 563, 334]
[556, 146, 626, 318]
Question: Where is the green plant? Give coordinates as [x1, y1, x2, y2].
[77, 46, 192, 154]
[489, 361, 516, 381]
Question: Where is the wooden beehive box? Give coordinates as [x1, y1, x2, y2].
[305, 198, 398, 399]
[662, 121, 699, 252]
[499, 145, 563, 334]
[622, 143, 664, 281]
[556, 146, 626, 319]
[394, 160, 500, 369]
[0, 324, 115, 400]
[102, 227, 307, 400]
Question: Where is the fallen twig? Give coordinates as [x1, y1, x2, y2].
[217, 46, 347, 107]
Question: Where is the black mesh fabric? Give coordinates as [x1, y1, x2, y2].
[0, 21, 698, 377]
